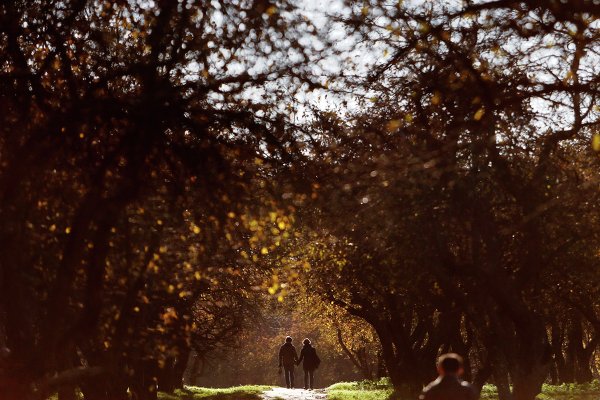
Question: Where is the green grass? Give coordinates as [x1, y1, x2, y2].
[158, 385, 272, 400]
[479, 381, 600, 400]
[327, 379, 394, 400]
[326, 379, 600, 400]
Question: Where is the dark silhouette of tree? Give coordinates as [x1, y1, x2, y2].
[281, 2, 600, 400]
[0, 1, 326, 399]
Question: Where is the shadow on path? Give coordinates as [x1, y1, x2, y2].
[262, 387, 327, 400]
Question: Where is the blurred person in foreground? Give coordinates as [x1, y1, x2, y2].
[419, 353, 478, 400]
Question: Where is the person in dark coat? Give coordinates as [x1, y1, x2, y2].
[278, 336, 298, 389]
[296, 338, 320, 390]
[419, 353, 478, 400]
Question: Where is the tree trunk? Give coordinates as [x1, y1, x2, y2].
[158, 350, 190, 393]
[376, 350, 386, 380]
[130, 360, 158, 400]
[509, 317, 551, 400]
[493, 369, 512, 400]
[0, 368, 34, 400]
[58, 386, 78, 400]
[549, 319, 566, 384]
[80, 374, 128, 400]
[336, 328, 373, 380]
[373, 323, 422, 397]
[511, 348, 549, 400]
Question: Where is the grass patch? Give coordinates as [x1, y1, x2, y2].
[327, 378, 394, 400]
[480, 381, 600, 400]
[158, 385, 271, 400]
[327, 379, 600, 400]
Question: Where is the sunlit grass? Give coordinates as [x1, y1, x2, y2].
[327, 379, 600, 400]
[327, 379, 394, 400]
[479, 381, 600, 400]
[158, 385, 271, 400]
[327, 388, 394, 400]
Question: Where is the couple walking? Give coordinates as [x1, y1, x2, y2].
[278, 336, 320, 389]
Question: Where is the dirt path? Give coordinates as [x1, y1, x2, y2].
[261, 387, 327, 400]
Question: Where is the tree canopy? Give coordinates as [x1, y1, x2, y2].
[1, 1, 600, 400]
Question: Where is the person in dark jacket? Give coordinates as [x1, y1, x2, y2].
[278, 336, 298, 389]
[296, 338, 320, 390]
[419, 353, 478, 400]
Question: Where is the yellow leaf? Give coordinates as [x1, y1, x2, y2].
[266, 5, 277, 15]
[278, 221, 286, 230]
[473, 108, 485, 121]
[563, 70, 574, 83]
[361, 6, 369, 16]
[261, 247, 269, 255]
[592, 134, 600, 151]
[387, 119, 402, 131]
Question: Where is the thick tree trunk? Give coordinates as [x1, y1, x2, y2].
[130, 360, 158, 400]
[574, 353, 594, 383]
[58, 386, 78, 400]
[158, 350, 190, 393]
[373, 323, 423, 398]
[499, 312, 551, 400]
[80, 373, 128, 400]
[0, 367, 34, 400]
[511, 344, 549, 400]
[493, 369, 512, 400]
[512, 377, 544, 400]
